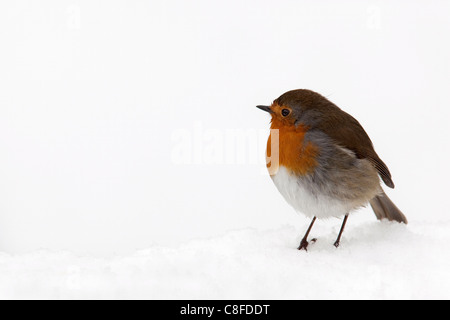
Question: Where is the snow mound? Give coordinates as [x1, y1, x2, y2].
[1, 221, 449, 299]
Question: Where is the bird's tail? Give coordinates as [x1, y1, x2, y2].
[370, 190, 408, 224]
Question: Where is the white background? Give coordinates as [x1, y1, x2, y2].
[1, 0, 449, 256]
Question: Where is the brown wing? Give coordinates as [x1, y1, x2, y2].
[317, 109, 395, 189]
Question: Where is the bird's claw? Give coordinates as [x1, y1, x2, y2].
[298, 239, 309, 251]
[298, 238, 317, 251]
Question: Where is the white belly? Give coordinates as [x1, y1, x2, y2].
[271, 166, 355, 219]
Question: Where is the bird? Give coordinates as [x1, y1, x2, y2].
[257, 89, 407, 251]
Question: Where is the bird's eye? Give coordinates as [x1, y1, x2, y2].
[281, 109, 290, 117]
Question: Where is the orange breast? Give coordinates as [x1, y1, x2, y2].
[266, 124, 318, 176]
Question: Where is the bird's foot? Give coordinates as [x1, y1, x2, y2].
[298, 238, 317, 251]
[298, 239, 309, 251]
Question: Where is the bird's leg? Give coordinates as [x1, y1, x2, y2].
[334, 214, 349, 248]
[298, 217, 317, 251]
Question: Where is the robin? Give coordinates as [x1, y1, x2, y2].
[257, 89, 407, 251]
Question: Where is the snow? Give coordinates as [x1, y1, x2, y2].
[1, 220, 449, 299]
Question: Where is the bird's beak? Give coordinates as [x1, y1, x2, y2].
[256, 105, 273, 114]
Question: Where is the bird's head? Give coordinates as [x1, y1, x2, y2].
[257, 89, 335, 129]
